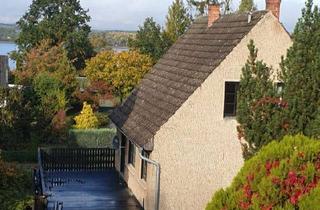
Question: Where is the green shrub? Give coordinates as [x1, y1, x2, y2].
[0, 160, 33, 210]
[1, 150, 37, 163]
[68, 128, 116, 148]
[206, 135, 320, 210]
[0, 87, 34, 149]
[33, 72, 67, 119]
[95, 112, 109, 127]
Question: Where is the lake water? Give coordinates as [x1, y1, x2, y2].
[0, 41, 16, 70]
[0, 42, 128, 70]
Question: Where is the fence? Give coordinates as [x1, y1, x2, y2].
[39, 147, 116, 171]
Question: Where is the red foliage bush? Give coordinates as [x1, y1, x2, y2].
[206, 135, 320, 210]
[74, 80, 113, 110]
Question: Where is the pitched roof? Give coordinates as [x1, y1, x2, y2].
[110, 11, 268, 150]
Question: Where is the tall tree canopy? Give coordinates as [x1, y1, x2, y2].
[16, 0, 93, 69]
[281, 0, 320, 137]
[164, 0, 192, 44]
[238, 0, 255, 13]
[128, 18, 166, 62]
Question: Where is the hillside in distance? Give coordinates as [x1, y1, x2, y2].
[0, 23, 136, 48]
[0, 23, 19, 42]
[90, 30, 136, 47]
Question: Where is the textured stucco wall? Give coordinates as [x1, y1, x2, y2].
[147, 12, 292, 210]
[114, 131, 148, 208]
[115, 12, 292, 210]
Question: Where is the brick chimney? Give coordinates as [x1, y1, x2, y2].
[266, 0, 281, 20]
[208, 4, 220, 28]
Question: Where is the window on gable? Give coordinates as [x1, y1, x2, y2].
[141, 150, 149, 181]
[224, 82, 240, 117]
[276, 82, 284, 96]
[128, 141, 136, 167]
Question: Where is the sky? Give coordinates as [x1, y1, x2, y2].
[0, 0, 319, 32]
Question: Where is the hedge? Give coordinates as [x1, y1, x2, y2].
[206, 135, 320, 210]
[68, 128, 116, 148]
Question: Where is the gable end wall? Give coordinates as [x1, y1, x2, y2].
[146, 12, 292, 210]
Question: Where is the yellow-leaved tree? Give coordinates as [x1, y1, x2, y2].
[84, 50, 153, 101]
[74, 102, 99, 129]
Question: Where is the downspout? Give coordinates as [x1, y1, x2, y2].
[139, 149, 160, 210]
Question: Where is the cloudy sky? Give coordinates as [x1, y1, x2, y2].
[0, 0, 319, 32]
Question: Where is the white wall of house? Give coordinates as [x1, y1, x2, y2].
[115, 12, 292, 210]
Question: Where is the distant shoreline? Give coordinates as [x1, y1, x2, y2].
[0, 40, 15, 44]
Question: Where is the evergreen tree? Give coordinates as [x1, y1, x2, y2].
[238, 0, 255, 13]
[74, 102, 99, 129]
[164, 0, 192, 44]
[128, 17, 166, 62]
[16, 0, 93, 70]
[237, 40, 287, 159]
[280, 0, 320, 137]
[187, 0, 232, 15]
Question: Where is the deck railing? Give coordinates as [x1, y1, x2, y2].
[33, 148, 49, 210]
[39, 147, 116, 171]
[34, 147, 116, 210]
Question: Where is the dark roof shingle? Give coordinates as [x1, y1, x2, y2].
[110, 11, 268, 150]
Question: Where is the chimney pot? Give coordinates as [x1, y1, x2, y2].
[266, 0, 281, 20]
[208, 4, 220, 28]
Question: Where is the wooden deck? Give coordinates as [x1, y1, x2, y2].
[44, 170, 143, 210]
[35, 148, 142, 210]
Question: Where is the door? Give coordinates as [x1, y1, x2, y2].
[120, 133, 127, 174]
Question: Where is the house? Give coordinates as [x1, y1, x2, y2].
[110, 1, 292, 209]
[0, 55, 9, 88]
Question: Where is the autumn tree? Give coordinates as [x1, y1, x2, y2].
[237, 40, 287, 159]
[84, 50, 153, 101]
[128, 18, 166, 62]
[238, 0, 255, 13]
[164, 0, 192, 44]
[280, 0, 320, 137]
[16, 0, 93, 69]
[74, 80, 113, 110]
[15, 40, 77, 98]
